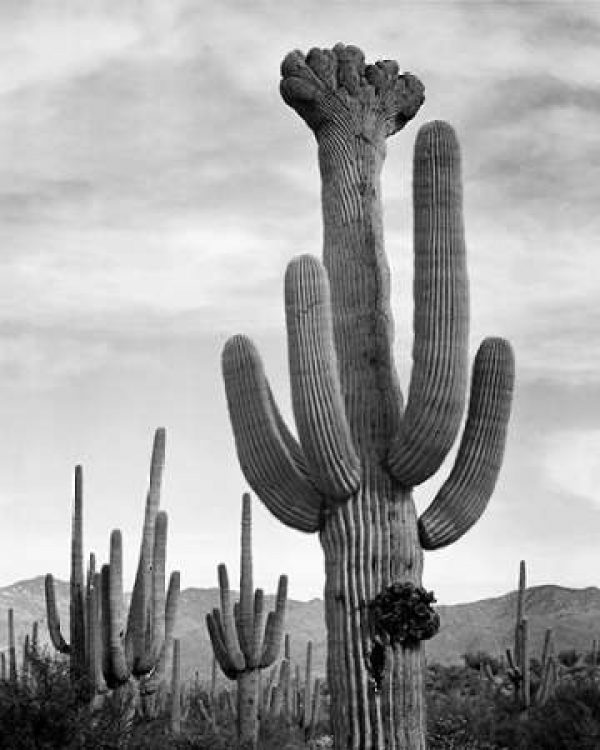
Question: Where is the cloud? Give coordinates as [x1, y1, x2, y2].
[542, 429, 600, 507]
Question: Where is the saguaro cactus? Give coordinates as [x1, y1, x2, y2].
[206, 493, 288, 750]
[45, 465, 97, 682]
[222, 44, 515, 749]
[101, 429, 180, 701]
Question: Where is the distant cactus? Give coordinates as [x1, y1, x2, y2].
[222, 43, 515, 749]
[101, 428, 180, 706]
[45, 428, 179, 706]
[170, 638, 182, 734]
[45, 465, 98, 685]
[206, 493, 287, 750]
[7, 608, 17, 684]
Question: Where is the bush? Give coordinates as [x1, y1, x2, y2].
[518, 676, 600, 750]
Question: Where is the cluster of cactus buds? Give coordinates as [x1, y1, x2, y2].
[368, 582, 440, 648]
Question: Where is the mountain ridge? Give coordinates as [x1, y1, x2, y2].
[2, 577, 599, 683]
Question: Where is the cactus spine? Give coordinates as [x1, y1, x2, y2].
[222, 44, 515, 749]
[206, 493, 288, 750]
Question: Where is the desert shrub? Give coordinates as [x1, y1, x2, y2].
[517, 676, 600, 750]
[0, 651, 93, 749]
[557, 649, 581, 668]
[462, 650, 502, 675]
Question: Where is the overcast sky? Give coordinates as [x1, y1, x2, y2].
[0, 1, 599, 605]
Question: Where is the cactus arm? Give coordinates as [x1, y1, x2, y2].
[106, 530, 131, 686]
[388, 121, 469, 487]
[146, 570, 180, 694]
[418, 338, 515, 550]
[8, 608, 17, 683]
[159, 570, 180, 680]
[206, 611, 240, 680]
[217, 564, 246, 672]
[247, 588, 265, 670]
[44, 573, 70, 654]
[515, 559, 526, 671]
[259, 574, 288, 667]
[149, 511, 168, 665]
[126, 428, 166, 667]
[170, 638, 181, 734]
[87, 571, 106, 693]
[303, 640, 313, 730]
[238, 493, 254, 662]
[285, 254, 361, 498]
[222, 335, 323, 532]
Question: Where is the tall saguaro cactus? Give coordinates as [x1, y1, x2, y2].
[222, 44, 515, 749]
[102, 428, 180, 700]
[45, 465, 91, 680]
[206, 493, 288, 750]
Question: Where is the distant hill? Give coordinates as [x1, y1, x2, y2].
[2, 577, 600, 684]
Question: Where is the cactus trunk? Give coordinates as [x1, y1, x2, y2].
[237, 670, 260, 750]
[313, 70, 425, 750]
[318, 129, 402, 455]
[322, 475, 425, 749]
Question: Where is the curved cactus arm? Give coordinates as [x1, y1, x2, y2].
[105, 530, 131, 686]
[222, 335, 323, 532]
[101, 564, 124, 690]
[285, 255, 361, 499]
[389, 121, 469, 488]
[159, 570, 180, 679]
[217, 564, 246, 672]
[44, 573, 70, 654]
[260, 574, 288, 667]
[206, 611, 240, 680]
[145, 569, 180, 693]
[237, 494, 254, 662]
[163, 571, 180, 657]
[126, 427, 166, 668]
[87, 570, 106, 694]
[418, 338, 515, 550]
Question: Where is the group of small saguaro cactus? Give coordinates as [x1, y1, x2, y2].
[0, 610, 39, 685]
[44, 428, 180, 713]
[261, 635, 324, 742]
[481, 560, 558, 710]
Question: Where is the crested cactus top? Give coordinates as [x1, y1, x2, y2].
[280, 43, 425, 140]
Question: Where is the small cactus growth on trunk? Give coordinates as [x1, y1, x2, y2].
[206, 493, 288, 750]
[222, 43, 515, 749]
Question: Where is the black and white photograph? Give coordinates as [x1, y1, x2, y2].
[0, 2, 598, 748]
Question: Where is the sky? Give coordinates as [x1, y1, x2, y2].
[0, 1, 599, 605]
